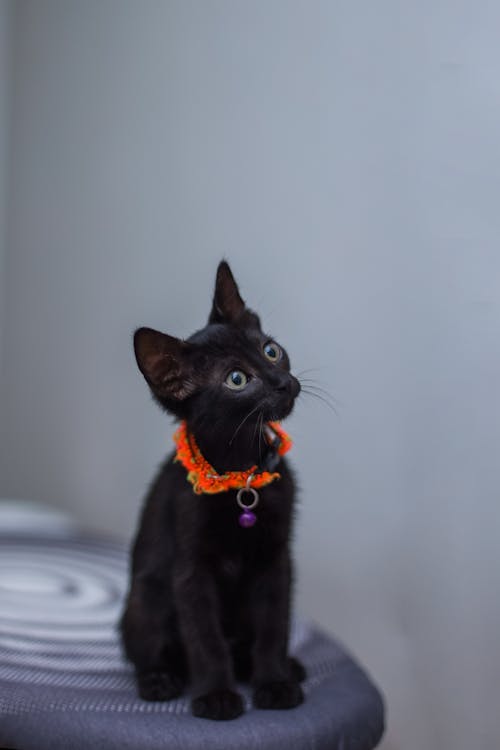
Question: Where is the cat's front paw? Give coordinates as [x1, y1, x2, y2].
[137, 671, 184, 702]
[191, 689, 244, 720]
[253, 679, 304, 710]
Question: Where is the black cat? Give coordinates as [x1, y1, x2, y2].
[121, 261, 306, 720]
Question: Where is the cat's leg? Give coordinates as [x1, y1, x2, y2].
[173, 563, 244, 720]
[120, 574, 187, 701]
[231, 633, 254, 682]
[250, 548, 304, 710]
[232, 637, 306, 683]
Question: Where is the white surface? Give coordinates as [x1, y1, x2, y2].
[1, 3, 499, 748]
[0, 499, 78, 535]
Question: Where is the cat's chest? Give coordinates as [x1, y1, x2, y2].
[218, 556, 243, 582]
[213, 543, 269, 589]
[200, 489, 290, 552]
[200, 509, 288, 590]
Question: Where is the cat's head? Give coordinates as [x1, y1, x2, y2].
[133, 261, 300, 431]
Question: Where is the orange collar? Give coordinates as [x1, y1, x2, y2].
[173, 420, 292, 495]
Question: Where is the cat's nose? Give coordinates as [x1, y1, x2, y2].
[273, 374, 301, 398]
[289, 375, 301, 398]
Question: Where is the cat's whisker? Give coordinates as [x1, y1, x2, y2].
[251, 407, 263, 445]
[298, 377, 341, 406]
[257, 411, 264, 465]
[229, 399, 267, 447]
[300, 383, 336, 402]
[295, 367, 325, 377]
[299, 382, 341, 405]
[299, 379, 333, 392]
[300, 387, 339, 416]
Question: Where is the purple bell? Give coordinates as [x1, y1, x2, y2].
[238, 510, 257, 528]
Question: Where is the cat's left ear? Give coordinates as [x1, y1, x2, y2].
[133, 327, 196, 401]
[208, 260, 261, 328]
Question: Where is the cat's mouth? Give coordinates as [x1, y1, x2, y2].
[263, 386, 300, 422]
[265, 404, 295, 422]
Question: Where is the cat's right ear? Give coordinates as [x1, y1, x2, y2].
[209, 260, 261, 328]
[133, 327, 195, 400]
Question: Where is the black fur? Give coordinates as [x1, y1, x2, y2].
[121, 261, 305, 720]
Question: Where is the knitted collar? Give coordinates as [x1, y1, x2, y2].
[173, 420, 292, 496]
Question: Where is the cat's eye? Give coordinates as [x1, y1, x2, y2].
[225, 370, 249, 390]
[263, 341, 281, 362]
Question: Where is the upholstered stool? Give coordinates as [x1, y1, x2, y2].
[0, 502, 385, 749]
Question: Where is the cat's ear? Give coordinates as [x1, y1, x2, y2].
[208, 260, 260, 328]
[134, 327, 195, 400]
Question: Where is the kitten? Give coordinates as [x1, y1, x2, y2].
[121, 261, 305, 720]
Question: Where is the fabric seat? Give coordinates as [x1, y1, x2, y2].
[0, 502, 385, 749]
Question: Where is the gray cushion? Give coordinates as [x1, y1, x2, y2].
[0, 526, 385, 749]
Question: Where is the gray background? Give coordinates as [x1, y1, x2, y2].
[1, 2, 499, 748]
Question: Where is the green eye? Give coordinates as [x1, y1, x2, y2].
[225, 370, 248, 390]
[263, 341, 281, 362]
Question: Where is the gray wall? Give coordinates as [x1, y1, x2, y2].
[1, 2, 499, 748]
[0, 0, 12, 380]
